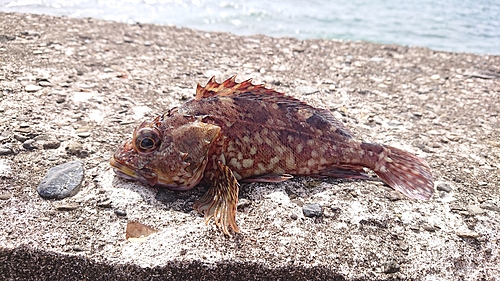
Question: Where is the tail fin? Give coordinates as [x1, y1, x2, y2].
[369, 144, 434, 200]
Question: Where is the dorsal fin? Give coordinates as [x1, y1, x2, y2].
[195, 76, 281, 100]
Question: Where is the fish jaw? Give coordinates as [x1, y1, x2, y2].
[110, 154, 158, 186]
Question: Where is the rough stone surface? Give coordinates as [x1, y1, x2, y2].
[302, 203, 323, 217]
[0, 12, 499, 281]
[36, 160, 85, 199]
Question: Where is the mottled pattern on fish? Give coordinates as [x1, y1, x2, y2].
[111, 76, 434, 235]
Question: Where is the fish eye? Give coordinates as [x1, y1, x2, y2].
[134, 127, 161, 153]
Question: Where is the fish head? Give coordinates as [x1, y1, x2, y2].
[111, 115, 221, 190]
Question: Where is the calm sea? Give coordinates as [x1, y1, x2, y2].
[1, 0, 499, 55]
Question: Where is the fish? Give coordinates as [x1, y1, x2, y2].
[110, 76, 434, 235]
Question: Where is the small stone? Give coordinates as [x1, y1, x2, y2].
[72, 245, 83, 252]
[37, 160, 85, 199]
[467, 205, 487, 215]
[290, 213, 298, 220]
[19, 122, 30, 128]
[423, 225, 437, 232]
[25, 84, 42, 92]
[383, 261, 400, 274]
[103, 68, 114, 73]
[39, 81, 51, 87]
[97, 199, 112, 208]
[436, 182, 452, 192]
[431, 74, 440, 80]
[77, 132, 91, 138]
[115, 209, 127, 217]
[143, 41, 151, 46]
[14, 134, 28, 142]
[0, 147, 13, 156]
[0, 191, 13, 200]
[56, 96, 66, 103]
[478, 181, 488, 186]
[302, 203, 322, 218]
[43, 139, 61, 149]
[55, 203, 80, 211]
[457, 231, 480, 239]
[66, 141, 84, 156]
[296, 85, 319, 95]
[33, 50, 43, 55]
[237, 198, 251, 209]
[22, 139, 37, 150]
[479, 202, 499, 212]
[123, 36, 133, 43]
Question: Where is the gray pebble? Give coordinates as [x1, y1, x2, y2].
[0, 147, 13, 156]
[302, 203, 322, 217]
[479, 202, 499, 212]
[37, 160, 85, 199]
[72, 245, 83, 252]
[25, 84, 42, 92]
[14, 134, 29, 142]
[436, 182, 452, 192]
[115, 209, 127, 217]
[22, 139, 37, 150]
[19, 122, 30, 128]
[97, 199, 112, 208]
[290, 213, 298, 220]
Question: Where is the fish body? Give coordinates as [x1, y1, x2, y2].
[111, 76, 434, 235]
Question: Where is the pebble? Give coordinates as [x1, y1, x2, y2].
[22, 139, 37, 150]
[0, 191, 13, 200]
[37, 160, 85, 199]
[97, 199, 112, 208]
[0, 147, 13, 155]
[479, 202, 499, 212]
[436, 182, 452, 192]
[115, 209, 127, 217]
[14, 133, 29, 142]
[467, 205, 487, 215]
[290, 213, 298, 220]
[456, 231, 480, 239]
[55, 203, 80, 211]
[383, 261, 400, 274]
[302, 203, 323, 218]
[19, 122, 30, 128]
[39, 81, 51, 87]
[72, 245, 83, 252]
[42, 139, 61, 149]
[237, 198, 251, 209]
[25, 84, 42, 92]
[296, 85, 319, 95]
[66, 141, 85, 156]
[77, 132, 91, 138]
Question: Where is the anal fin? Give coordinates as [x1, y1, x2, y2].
[193, 161, 240, 236]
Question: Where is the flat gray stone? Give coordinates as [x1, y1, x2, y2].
[37, 160, 84, 199]
[302, 203, 323, 217]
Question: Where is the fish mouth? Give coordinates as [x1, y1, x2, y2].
[110, 157, 158, 186]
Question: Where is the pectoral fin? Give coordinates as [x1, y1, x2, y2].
[193, 161, 240, 236]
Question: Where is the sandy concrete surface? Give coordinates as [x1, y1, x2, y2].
[0, 12, 499, 280]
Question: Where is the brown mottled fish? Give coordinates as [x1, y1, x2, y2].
[111, 76, 434, 235]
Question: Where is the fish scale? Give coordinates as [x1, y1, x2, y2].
[111, 76, 434, 235]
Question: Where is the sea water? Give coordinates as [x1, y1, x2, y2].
[1, 0, 499, 54]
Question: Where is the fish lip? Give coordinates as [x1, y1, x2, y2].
[110, 157, 158, 186]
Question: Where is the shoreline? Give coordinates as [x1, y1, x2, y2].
[0, 12, 499, 280]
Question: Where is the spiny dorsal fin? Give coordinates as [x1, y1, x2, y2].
[195, 76, 281, 100]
